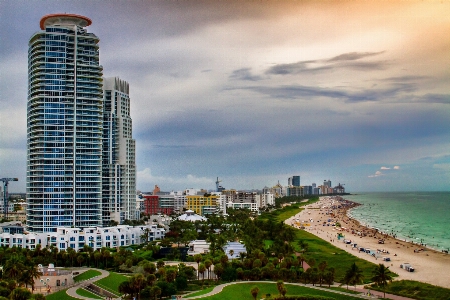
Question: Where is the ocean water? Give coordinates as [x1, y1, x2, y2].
[345, 192, 450, 252]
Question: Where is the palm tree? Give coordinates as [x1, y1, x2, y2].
[24, 264, 42, 291]
[342, 263, 364, 289]
[198, 263, 206, 286]
[131, 274, 145, 300]
[194, 254, 203, 275]
[250, 286, 259, 300]
[66, 247, 76, 267]
[4, 255, 25, 284]
[372, 264, 393, 298]
[204, 259, 212, 280]
[318, 261, 328, 286]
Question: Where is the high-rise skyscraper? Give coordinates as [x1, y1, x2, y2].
[27, 14, 104, 232]
[102, 77, 136, 224]
[288, 176, 300, 187]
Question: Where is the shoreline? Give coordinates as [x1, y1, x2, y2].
[286, 196, 450, 288]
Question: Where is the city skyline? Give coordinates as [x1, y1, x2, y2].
[1, 1, 450, 193]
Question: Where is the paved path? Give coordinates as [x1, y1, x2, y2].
[65, 268, 115, 300]
[182, 281, 416, 300]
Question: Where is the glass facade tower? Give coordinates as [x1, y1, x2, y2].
[102, 77, 136, 225]
[27, 14, 103, 232]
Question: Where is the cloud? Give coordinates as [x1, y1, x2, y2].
[368, 170, 384, 178]
[240, 83, 416, 103]
[137, 168, 214, 191]
[229, 68, 262, 81]
[327, 51, 385, 62]
[265, 51, 387, 75]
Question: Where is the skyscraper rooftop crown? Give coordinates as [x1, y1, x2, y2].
[40, 13, 92, 30]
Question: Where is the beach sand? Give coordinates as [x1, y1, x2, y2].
[285, 196, 450, 288]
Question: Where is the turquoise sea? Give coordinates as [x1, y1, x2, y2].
[345, 192, 450, 252]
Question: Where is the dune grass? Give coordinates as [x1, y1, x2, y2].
[199, 282, 362, 300]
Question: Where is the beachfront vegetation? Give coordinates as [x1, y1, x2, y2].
[371, 263, 393, 298]
[369, 280, 450, 300]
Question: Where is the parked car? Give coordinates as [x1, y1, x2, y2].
[383, 257, 391, 261]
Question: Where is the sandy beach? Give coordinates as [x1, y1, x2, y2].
[286, 196, 450, 288]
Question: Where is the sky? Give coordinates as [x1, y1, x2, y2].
[1, 0, 449, 193]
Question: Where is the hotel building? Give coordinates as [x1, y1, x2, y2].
[27, 14, 136, 232]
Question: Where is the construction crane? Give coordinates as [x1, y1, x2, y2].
[0, 178, 18, 219]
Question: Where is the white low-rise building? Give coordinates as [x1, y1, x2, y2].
[0, 224, 165, 251]
[187, 240, 210, 255]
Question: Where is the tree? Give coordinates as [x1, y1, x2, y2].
[23, 264, 42, 291]
[318, 261, 328, 286]
[276, 280, 285, 297]
[193, 254, 203, 276]
[3, 255, 25, 284]
[198, 263, 206, 284]
[204, 259, 212, 280]
[9, 288, 31, 300]
[372, 264, 393, 299]
[250, 286, 259, 300]
[150, 286, 161, 300]
[66, 247, 76, 267]
[131, 274, 145, 300]
[342, 262, 364, 289]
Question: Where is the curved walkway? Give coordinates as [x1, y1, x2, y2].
[183, 281, 415, 300]
[66, 268, 114, 300]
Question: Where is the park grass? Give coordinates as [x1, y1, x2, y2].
[94, 271, 128, 296]
[199, 282, 362, 300]
[369, 280, 450, 300]
[184, 286, 215, 298]
[73, 269, 102, 282]
[46, 289, 77, 300]
[76, 288, 103, 299]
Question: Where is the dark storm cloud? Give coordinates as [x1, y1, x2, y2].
[265, 51, 387, 75]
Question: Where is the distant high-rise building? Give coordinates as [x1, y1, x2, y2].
[323, 179, 332, 188]
[288, 176, 301, 187]
[102, 77, 136, 224]
[27, 14, 103, 232]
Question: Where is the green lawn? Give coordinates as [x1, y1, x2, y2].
[76, 288, 103, 299]
[184, 286, 215, 298]
[73, 269, 102, 282]
[199, 282, 362, 300]
[46, 289, 78, 300]
[293, 225, 380, 282]
[94, 271, 128, 296]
